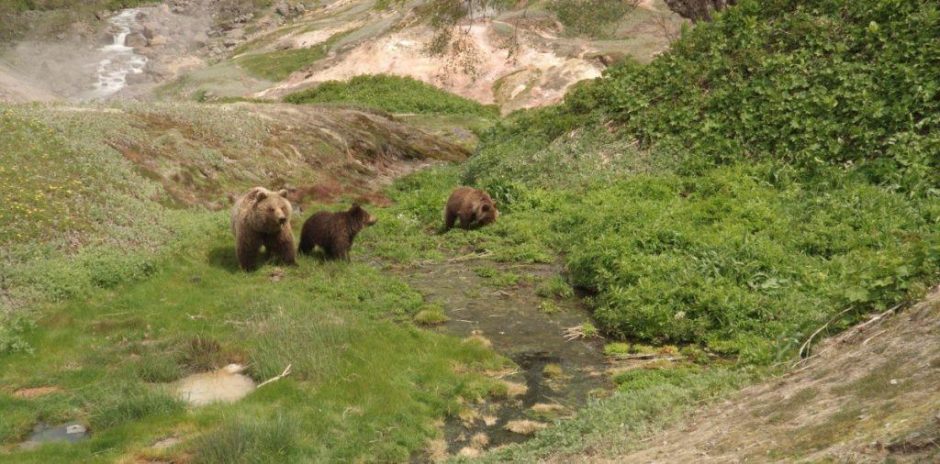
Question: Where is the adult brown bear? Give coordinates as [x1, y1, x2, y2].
[231, 187, 296, 271]
[298, 204, 377, 260]
[444, 187, 499, 230]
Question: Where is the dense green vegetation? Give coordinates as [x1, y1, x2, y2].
[2, 0, 938, 461]
[457, 0, 940, 362]
[549, 0, 639, 38]
[284, 74, 500, 118]
[236, 45, 328, 82]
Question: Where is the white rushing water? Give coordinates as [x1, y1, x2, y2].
[91, 9, 148, 99]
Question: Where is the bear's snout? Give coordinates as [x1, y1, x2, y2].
[367, 215, 378, 226]
[278, 217, 288, 225]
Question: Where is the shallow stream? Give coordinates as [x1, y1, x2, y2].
[403, 260, 611, 454]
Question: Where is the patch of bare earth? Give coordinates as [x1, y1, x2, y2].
[12, 386, 63, 398]
[567, 288, 940, 463]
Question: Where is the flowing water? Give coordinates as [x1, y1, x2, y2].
[402, 261, 611, 456]
[90, 9, 148, 99]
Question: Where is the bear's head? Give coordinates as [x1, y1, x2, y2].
[251, 188, 292, 233]
[474, 195, 499, 226]
[348, 204, 378, 230]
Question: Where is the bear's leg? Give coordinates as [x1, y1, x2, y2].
[269, 229, 297, 266]
[236, 233, 261, 271]
[298, 225, 314, 255]
[444, 209, 457, 230]
[458, 213, 474, 230]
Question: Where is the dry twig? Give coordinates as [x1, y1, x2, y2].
[257, 364, 292, 389]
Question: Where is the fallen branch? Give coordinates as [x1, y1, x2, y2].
[852, 303, 902, 333]
[862, 329, 889, 346]
[257, 364, 292, 389]
[797, 305, 854, 361]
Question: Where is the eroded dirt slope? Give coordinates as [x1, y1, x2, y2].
[586, 289, 940, 463]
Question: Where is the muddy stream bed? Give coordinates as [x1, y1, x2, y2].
[401, 260, 612, 456]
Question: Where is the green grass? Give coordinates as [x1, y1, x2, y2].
[550, 0, 639, 38]
[466, 366, 747, 462]
[0, 213, 509, 462]
[236, 45, 328, 81]
[191, 414, 300, 463]
[284, 74, 500, 118]
[413, 303, 449, 326]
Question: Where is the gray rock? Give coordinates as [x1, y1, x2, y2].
[125, 32, 148, 48]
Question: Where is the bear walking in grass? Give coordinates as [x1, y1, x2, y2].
[299, 204, 377, 260]
[444, 187, 499, 230]
[231, 187, 296, 271]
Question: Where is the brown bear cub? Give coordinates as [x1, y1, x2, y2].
[444, 187, 499, 230]
[231, 187, 296, 271]
[298, 204, 377, 260]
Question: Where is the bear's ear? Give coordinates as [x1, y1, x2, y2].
[480, 204, 491, 213]
[350, 203, 361, 211]
[277, 189, 289, 198]
[254, 190, 268, 202]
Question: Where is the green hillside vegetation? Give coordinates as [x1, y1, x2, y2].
[455, 0, 939, 363]
[1, 0, 938, 461]
[284, 74, 500, 118]
[0, 102, 505, 462]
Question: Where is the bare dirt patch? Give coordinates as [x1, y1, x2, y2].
[12, 386, 63, 398]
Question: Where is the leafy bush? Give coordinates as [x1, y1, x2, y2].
[0, 313, 34, 355]
[462, 0, 940, 362]
[593, 0, 940, 194]
[550, 0, 638, 38]
[284, 74, 499, 118]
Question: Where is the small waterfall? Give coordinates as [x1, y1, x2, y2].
[91, 9, 148, 98]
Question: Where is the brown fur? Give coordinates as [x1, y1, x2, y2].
[298, 204, 377, 260]
[231, 187, 296, 271]
[444, 187, 499, 230]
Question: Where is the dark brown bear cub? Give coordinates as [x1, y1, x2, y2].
[444, 187, 499, 230]
[298, 204, 377, 260]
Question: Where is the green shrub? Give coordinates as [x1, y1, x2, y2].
[550, 0, 637, 38]
[284, 74, 499, 118]
[413, 304, 449, 325]
[0, 313, 34, 355]
[595, 0, 940, 194]
[460, 0, 940, 364]
[536, 276, 575, 299]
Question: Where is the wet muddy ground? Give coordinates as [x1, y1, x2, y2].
[402, 260, 612, 455]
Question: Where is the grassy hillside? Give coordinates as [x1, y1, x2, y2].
[0, 100, 504, 462]
[458, 0, 939, 362]
[411, 0, 937, 458]
[2, 0, 938, 461]
[0, 101, 467, 341]
[285, 75, 500, 119]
